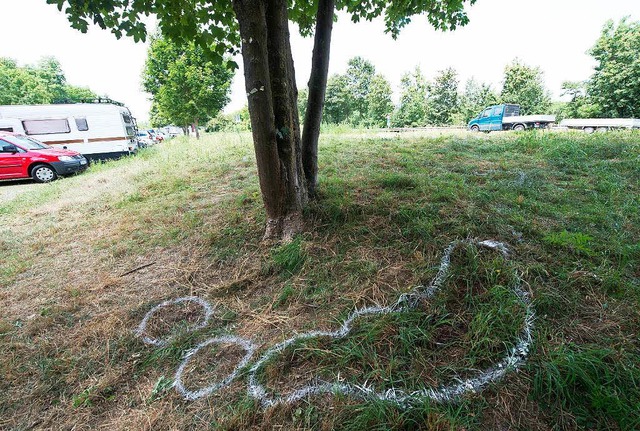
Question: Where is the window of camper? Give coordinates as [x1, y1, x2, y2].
[75, 118, 89, 131]
[22, 119, 71, 135]
[122, 113, 132, 124]
[125, 126, 136, 136]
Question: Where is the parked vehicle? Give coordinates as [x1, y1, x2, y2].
[558, 118, 640, 133]
[160, 126, 183, 138]
[468, 104, 556, 132]
[136, 130, 155, 147]
[0, 132, 88, 182]
[0, 101, 138, 160]
[151, 130, 165, 142]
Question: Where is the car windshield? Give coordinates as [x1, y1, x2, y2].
[4, 134, 50, 150]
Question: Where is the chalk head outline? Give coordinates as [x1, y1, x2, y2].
[134, 296, 214, 347]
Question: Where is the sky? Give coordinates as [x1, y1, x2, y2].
[1, 0, 638, 122]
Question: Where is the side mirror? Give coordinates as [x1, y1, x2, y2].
[1, 144, 17, 153]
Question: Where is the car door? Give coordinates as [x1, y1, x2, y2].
[490, 106, 504, 131]
[477, 108, 493, 131]
[0, 140, 27, 179]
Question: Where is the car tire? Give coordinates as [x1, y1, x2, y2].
[470, 125, 480, 132]
[31, 164, 58, 183]
[513, 124, 526, 131]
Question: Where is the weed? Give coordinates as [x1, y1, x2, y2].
[149, 376, 174, 401]
[270, 236, 307, 276]
[543, 230, 594, 256]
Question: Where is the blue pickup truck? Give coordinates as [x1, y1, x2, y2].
[468, 104, 556, 132]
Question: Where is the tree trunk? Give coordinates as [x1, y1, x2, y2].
[232, 0, 307, 240]
[301, 0, 335, 199]
[194, 118, 200, 139]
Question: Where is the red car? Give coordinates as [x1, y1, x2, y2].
[0, 132, 88, 182]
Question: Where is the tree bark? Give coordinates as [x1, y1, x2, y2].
[232, 0, 306, 240]
[194, 118, 200, 139]
[301, 0, 335, 198]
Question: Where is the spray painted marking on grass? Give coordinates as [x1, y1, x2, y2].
[246, 239, 534, 408]
[134, 239, 534, 408]
[135, 297, 256, 399]
[134, 296, 214, 347]
[174, 335, 256, 401]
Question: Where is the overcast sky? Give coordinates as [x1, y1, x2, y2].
[1, 0, 638, 122]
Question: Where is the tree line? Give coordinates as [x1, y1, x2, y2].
[0, 57, 99, 105]
[296, 17, 638, 128]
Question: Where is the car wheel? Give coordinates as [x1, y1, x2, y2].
[583, 127, 595, 134]
[470, 125, 480, 132]
[31, 164, 58, 183]
[513, 124, 526, 131]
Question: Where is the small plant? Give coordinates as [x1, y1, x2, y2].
[150, 376, 174, 401]
[270, 236, 306, 275]
[273, 283, 296, 308]
[72, 388, 95, 408]
[543, 230, 594, 256]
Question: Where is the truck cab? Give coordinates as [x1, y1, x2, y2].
[468, 104, 520, 132]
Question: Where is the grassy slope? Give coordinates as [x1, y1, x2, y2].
[0, 130, 639, 430]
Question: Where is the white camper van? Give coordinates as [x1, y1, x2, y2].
[0, 102, 139, 160]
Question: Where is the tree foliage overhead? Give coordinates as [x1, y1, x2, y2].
[500, 59, 551, 115]
[47, 0, 477, 67]
[588, 18, 640, 118]
[0, 56, 99, 105]
[142, 35, 233, 130]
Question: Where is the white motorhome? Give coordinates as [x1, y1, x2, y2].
[0, 102, 139, 160]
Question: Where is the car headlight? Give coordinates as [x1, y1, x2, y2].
[58, 155, 74, 162]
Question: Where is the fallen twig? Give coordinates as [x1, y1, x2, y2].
[119, 262, 156, 277]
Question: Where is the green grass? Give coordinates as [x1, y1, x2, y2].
[0, 130, 639, 430]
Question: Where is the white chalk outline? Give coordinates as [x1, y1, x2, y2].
[174, 335, 256, 401]
[247, 239, 534, 407]
[134, 296, 214, 347]
[133, 239, 534, 408]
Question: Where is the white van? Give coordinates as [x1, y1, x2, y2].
[0, 102, 139, 160]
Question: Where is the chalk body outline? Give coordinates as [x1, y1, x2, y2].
[247, 239, 534, 407]
[134, 239, 534, 407]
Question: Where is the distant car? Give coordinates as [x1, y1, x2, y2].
[154, 131, 167, 141]
[0, 132, 88, 182]
[136, 130, 155, 147]
[161, 126, 183, 138]
[149, 129, 164, 143]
